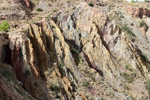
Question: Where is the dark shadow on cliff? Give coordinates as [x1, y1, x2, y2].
[64, 38, 81, 66]
[83, 52, 103, 77]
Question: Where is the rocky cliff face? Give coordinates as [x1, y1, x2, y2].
[0, 0, 150, 100]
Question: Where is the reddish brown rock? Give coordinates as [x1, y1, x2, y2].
[126, 6, 150, 18]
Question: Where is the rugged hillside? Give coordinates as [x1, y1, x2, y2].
[0, 0, 150, 100]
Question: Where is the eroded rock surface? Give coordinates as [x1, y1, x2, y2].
[0, 0, 150, 100]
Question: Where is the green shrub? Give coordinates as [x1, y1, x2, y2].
[0, 21, 10, 32]
[58, 63, 65, 76]
[71, 48, 81, 64]
[67, 1, 70, 3]
[131, 0, 136, 3]
[122, 25, 133, 35]
[50, 83, 60, 92]
[124, 84, 130, 90]
[140, 21, 148, 29]
[71, 48, 79, 55]
[118, 11, 124, 18]
[82, 81, 89, 87]
[125, 64, 132, 71]
[88, 2, 94, 7]
[122, 72, 134, 83]
[37, 8, 43, 11]
[100, 98, 105, 100]
[140, 53, 149, 63]
[131, 73, 136, 77]
[53, 9, 57, 12]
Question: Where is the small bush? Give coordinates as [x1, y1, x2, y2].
[118, 11, 124, 18]
[71, 48, 81, 64]
[53, 9, 57, 12]
[82, 81, 89, 87]
[116, 24, 121, 29]
[50, 83, 60, 92]
[58, 63, 65, 76]
[140, 21, 148, 31]
[88, 2, 94, 7]
[71, 48, 79, 55]
[0, 21, 10, 32]
[140, 53, 149, 63]
[131, 0, 136, 3]
[125, 64, 132, 71]
[122, 72, 134, 83]
[100, 98, 105, 100]
[67, 1, 70, 3]
[140, 21, 148, 28]
[122, 25, 133, 35]
[37, 8, 43, 11]
[124, 84, 130, 90]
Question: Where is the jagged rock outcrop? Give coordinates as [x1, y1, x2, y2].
[0, 1, 150, 100]
[126, 6, 150, 18]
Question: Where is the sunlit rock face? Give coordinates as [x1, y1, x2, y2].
[0, 0, 150, 100]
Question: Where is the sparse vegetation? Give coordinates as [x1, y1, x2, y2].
[124, 84, 130, 90]
[58, 63, 65, 76]
[131, 0, 136, 3]
[50, 83, 60, 92]
[15, 86, 25, 96]
[125, 64, 132, 71]
[46, 14, 51, 18]
[140, 21, 148, 30]
[130, 95, 136, 100]
[122, 72, 135, 83]
[82, 81, 89, 87]
[60, 63, 65, 67]
[140, 21, 148, 28]
[140, 53, 149, 63]
[71, 48, 81, 65]
[100, 98, 105, 100]
[0, 20, 10, 32]
[37, 8, 43, 11]
[131, 73, 136, 77]
[71, 48, 79, 55]
[24, 70, 30, 78]
[122, 25, 134, 36]
[118, 11, 124, 18]
[88, 2, 94, 7]
[53, 9, 57, 12]
[116, 24, 121, 29]
[67, 1, 70, 3]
